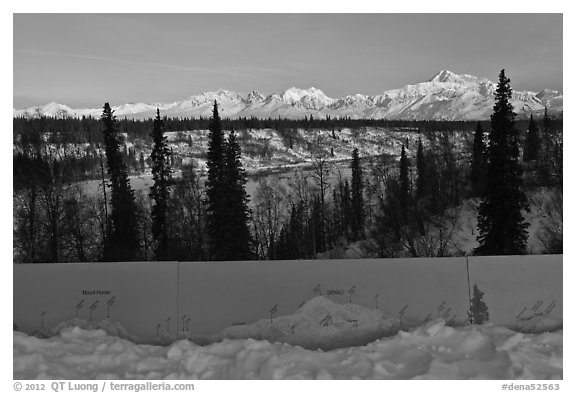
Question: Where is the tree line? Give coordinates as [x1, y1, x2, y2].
[14, 112, 562, 146]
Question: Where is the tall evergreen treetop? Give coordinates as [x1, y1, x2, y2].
[205, 101, 226, 260]
[470, 122, 486, 196]
[523, 114, 540, 162]
[476, 70, 528, 255]
[399, 144, 410, 220]
[543, 106, 552, 157]
[416, 138, 427, 199]
[206, 101, 225, 189]
[100, 102, 140, 261]
[205, 102, 252, 261]
[222, 128, 252, 260]
[150, 108, 172, 260]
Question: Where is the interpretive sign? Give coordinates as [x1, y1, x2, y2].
[14, 256, 562, 342]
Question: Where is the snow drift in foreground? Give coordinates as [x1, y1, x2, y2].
[14, 319, 562, 380]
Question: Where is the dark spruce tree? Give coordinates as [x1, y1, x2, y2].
[222, 128, 253, 260]
[399, 144, 410, 221]
[538, 107, 556, 186]
[205, 101, 227, 260]
[415, 138, 427, 199]
[470, 122, 486, 196]
[475, 70, 528, 255]
[350, 148, 364, 240]
[150, 109, 172, 260]
[542, 106, 553, 165]
[101, 103, 140, 261]
[341, 180, 352, 240]
[523, 114, 540, 162]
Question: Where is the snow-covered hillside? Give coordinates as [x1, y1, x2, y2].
[155, 127, 429, 174]
[14, 298, 562, 379]
[13, 70, 563, 121]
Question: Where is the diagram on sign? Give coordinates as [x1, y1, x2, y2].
[313, 283, 322, 296]
[319, 314, 332, 327]
[40, 310, 47, 330]
[348, 285, 356, 303]
[106, 296, 116, 319]
[270, 304, 278, 323]
[515, 299, 558, 333]
[89, 300, 99, 321]
[74, 300, 84, 318]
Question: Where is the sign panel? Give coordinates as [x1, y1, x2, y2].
[177, 258, 471, 336]
[13, 262, 178, 343]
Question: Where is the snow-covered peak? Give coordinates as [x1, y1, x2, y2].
[428, 70, 491, 86]
[185, 89, 243, 107]
[198, 89, 242, 100]
[536, 89, 561, 100]
[332, 94, 372, 109]
[14, 102, 75, 118]
[41, 101, 72, 112]
[281, 87, 326, 102]
[281, 87, 334, 109]
[430, 70, 460, 83]
[245, 90, 266, 104]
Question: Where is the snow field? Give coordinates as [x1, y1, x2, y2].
[13, 319, 562, 380]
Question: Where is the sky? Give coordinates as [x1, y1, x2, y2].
[13, 13, 563, 108]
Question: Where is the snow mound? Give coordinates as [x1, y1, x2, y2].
[43, 318, 143, 343]
[210, 296, 400, 350]
[13, 319, 562, 379]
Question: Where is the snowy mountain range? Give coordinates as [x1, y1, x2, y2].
[14, 70, 563, 121]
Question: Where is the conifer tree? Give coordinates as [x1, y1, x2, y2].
[538, 107, 560, 185]
[470, 122, 486, 196]
[222, 128, 253, 260]
[399, 144, 410, 221]
[468, 284, 489, 324]
[205, 101, 227, 260]
[341, 180, 352, 239]
[523, 114, 540, 162]
[101, 103, 140, 261]
[476, 70, 528, 255]
[150, 109, 172, 260]
[416, 139, 427, 199]
[350, 148, 364, 240]
[542, 106, 552, 164]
